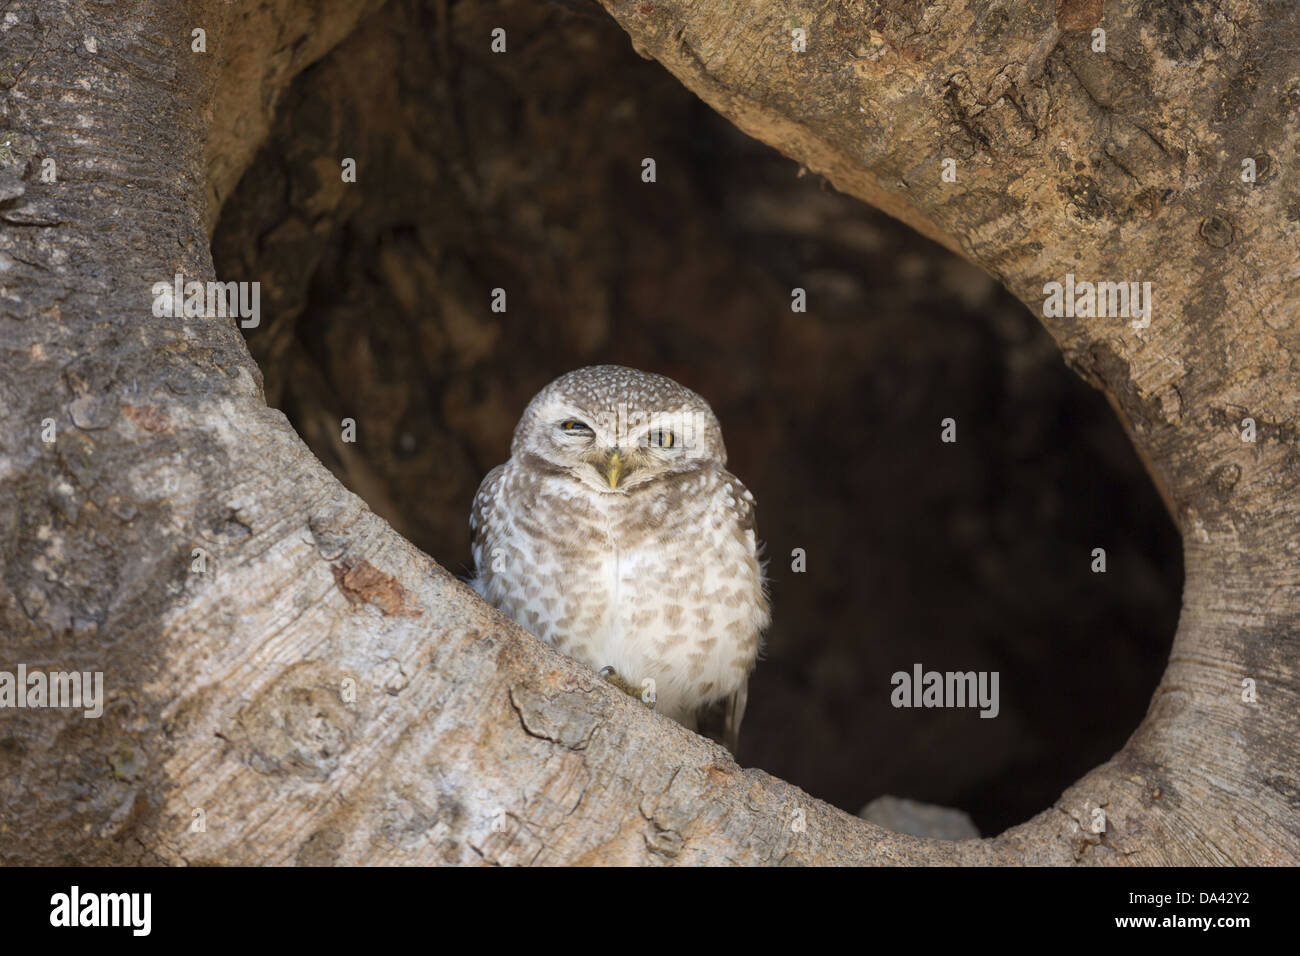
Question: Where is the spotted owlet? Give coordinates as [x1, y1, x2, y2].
[470, 365, 769, 752]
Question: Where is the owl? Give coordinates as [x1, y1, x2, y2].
[470, 365, 769, 752]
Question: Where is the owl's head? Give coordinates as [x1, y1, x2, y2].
[511, 365, 727, 493]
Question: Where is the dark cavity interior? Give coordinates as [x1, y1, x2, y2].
[212, 0, 1183, 836]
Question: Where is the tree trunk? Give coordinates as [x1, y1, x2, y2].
[1, 0, 1295, 864]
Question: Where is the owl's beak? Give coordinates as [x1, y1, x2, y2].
[601, 450, 623, 490]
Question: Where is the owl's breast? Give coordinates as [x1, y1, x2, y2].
[477, 466, 767, 722]
[588, 473, 767, 719]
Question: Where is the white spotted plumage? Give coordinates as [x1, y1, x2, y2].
[470, 366, 769, 749]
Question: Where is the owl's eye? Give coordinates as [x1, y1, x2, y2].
[559, 420, 592, 434]
[647, 429, 675, 448]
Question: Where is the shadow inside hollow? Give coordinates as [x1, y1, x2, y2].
[212, 0, 1183, 836]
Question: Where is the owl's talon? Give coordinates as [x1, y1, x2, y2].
[600, 665, 655, 702]
[598, 665, 635, 697]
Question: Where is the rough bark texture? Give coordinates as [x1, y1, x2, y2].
[0, 0, 1296, 865]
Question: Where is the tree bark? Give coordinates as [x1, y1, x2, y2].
[0, 0, 1295, 864]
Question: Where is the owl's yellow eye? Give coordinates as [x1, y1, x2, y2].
[559, 420, 592, 433]
[648, 430, 675, 448]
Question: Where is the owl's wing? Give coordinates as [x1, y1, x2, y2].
[696, 679, 748, 755]
[697, 469, 765, 756]
[724, 679, 749, 754]
[469, 463, 507, 587]
[719, 467, 758, 535]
